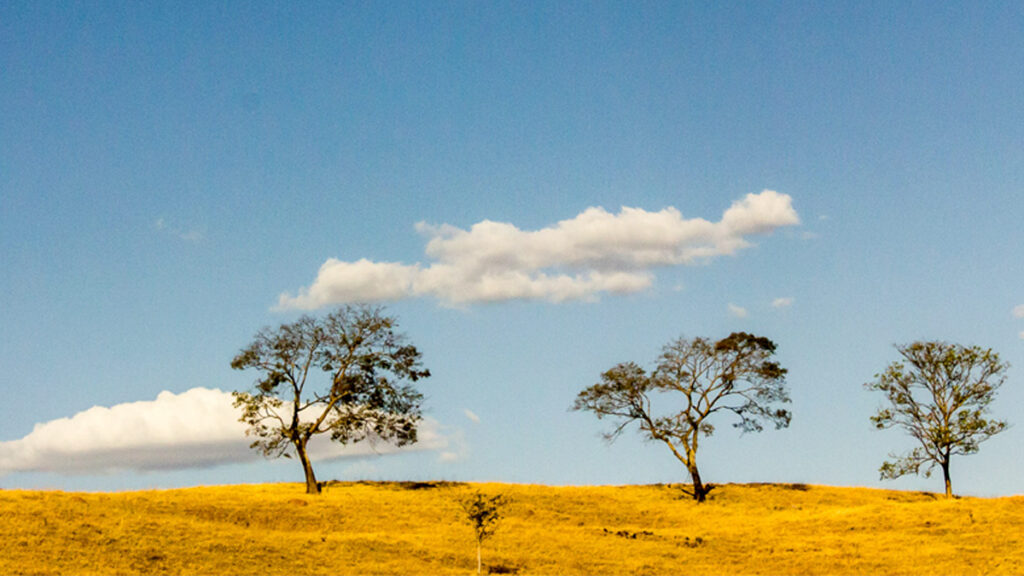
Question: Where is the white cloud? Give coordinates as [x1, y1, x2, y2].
[0, 388, 447, 475]
[772, 297, 794, 309]
[463, 409, 481, 424]
[277, 190, 799, 308]
[1020, 331, 1024, 340]
[154, 218, 203, 243]
[728, 303, 749, 318]
[438, 451, 460, 463]
[1013, 304, 1024, 319]
[277, 259, 419, 310]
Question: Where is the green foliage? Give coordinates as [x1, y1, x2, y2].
[573, 332, 790, 501]
[231, 305, 430, 492]
[866, 341, 1008, 495]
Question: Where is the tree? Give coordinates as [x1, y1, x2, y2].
[231, 305, 430, 495]
[458, 490, 510, 575]
[865, 341, 1009, 498]
[572, 332, 790, 502]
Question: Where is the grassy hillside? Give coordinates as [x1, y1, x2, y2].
[1, 481, 1021, 575]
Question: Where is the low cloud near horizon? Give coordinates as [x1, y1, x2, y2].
[278, 190, 800, 309]
[728, 303, 749, 318]
[0, 388, 448, 475]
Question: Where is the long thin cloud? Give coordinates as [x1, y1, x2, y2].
[278, 190, 800, 309]
[0, 388, 447, 474]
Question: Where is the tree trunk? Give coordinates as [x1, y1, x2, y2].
[295, 440, 320, 495]
[681, 443, 710, 503]
[661, 437, 711, 503]
[476, 540, 482, 575]
[942, 459, 952, 499]
[688, 463, 708, 503]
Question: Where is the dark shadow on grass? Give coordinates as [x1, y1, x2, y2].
[327, 480, 468, 491]
[745, 482, 811, 491]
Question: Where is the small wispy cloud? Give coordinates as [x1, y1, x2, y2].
[728, 303, 749, 318]
[0, 388, 448, 475]
[435, 426, 470, 464]
[154, 218, 204, 243]
[772, 297, 794, 309]
[179, 230, 204, 242]
[463, 409, 481, 424]
[1013, 304, 1024, 319]
[277, 191, 800, 308]
[794, 215, 828, 240]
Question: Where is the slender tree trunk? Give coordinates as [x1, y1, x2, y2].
[680, 442, 710, 503]
[688, 463, 708, 502]
[295, 440, 320, 495]
[942, 458, 952, 499]
[476, 540, 482, 575]
[662, 437, 710, 503]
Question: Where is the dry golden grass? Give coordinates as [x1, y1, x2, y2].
[1, 481, 1021, 575]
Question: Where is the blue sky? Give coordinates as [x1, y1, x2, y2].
[2, 2, 1022, 496]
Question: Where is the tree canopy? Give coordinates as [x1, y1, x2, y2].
[458, 491, 510, 575]
[231, 305, 430, 494]
[866, 340, 1008, 498]
[573, 332, 790, 502]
